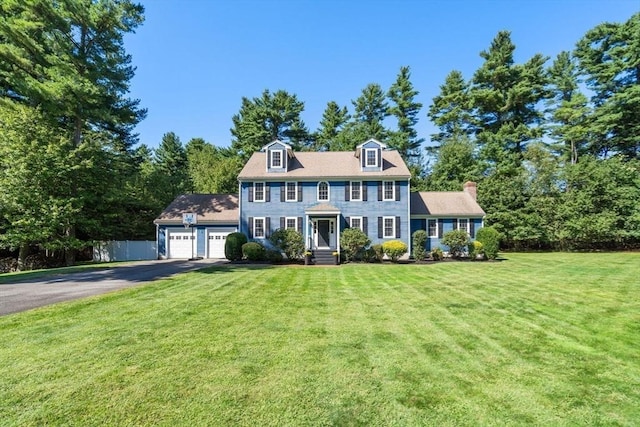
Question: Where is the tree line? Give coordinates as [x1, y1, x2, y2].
[0, 2, 638, 269]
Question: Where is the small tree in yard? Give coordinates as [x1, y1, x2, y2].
[412, 230, 428, 260]
[225, 232, 247, 261]
[441, 229, 470, 258]
[476, 226, 501, 260]
[269, 228, 305, 261]
[340, 228, 371, 262]
[382, 240, 408, 262]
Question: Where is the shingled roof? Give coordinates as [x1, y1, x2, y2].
[238, 150, 411, 180]
[410, 192, 485, 216]
[154, 194, 238, 225]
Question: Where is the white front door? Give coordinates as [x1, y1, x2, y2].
[313, 219, 336, 249]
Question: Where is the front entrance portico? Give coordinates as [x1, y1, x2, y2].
[305, 203, 341, 255]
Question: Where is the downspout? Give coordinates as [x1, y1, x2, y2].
[407, 178, 411, 255]
[238, 180, 242, 234]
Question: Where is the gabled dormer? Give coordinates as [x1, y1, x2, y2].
[262, 140, 294, 173]
[356, 139, 386, 172]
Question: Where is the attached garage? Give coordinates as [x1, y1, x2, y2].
[207, 230, 233, 258]
[167, 229, 197, 259]
[154, 194, 239, 260]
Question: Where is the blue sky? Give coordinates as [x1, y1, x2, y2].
[123, 0, 638, 149]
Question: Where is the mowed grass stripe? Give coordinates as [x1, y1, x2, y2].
[0, 253, 639, 426]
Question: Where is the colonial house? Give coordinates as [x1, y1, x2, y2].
[154, 139, 485, 262]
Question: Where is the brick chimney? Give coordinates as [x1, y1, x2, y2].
[463, 181, 477, 201]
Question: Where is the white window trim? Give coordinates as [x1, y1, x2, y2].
[350, 181, 362, 201]
[365, 148, 378, 167]
[253, 217, 266, 239]
[350, 216, 363, 231]
[428, 219, 438, 238]
[317, 181, 330, 201]
[458, 218, 470, 234]
[285, 181, 298, 202]
[254, 182, 266, 202]
[270, 149, 284, 168]
[383, 216, 395, 239]
[383, 181, 395, 201]
[285, 217, 298, 230]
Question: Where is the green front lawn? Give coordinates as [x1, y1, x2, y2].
[1, 253, 639, 426]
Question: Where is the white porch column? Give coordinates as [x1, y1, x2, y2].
[336, 214, 340, 255]
[305, 214, 310, 250]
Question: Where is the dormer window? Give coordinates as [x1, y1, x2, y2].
[365, 148, 378, 167]
[270, 150, 283, 168]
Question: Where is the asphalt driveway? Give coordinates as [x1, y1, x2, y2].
[0, 258, 223, 316]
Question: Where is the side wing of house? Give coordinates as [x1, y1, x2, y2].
[409, 182, 486, 253]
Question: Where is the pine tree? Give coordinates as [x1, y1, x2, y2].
[231, 89, 310, 157]
[574, 12, 640, 159]
[428, 70, 474, 144]
[154, 132, 191, 206]
[351, 83, 389, 142]
[387, 66, 424, 162]
[314, 101, 350, 151]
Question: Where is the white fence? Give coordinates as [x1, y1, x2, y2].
[93, 241, 157, 262]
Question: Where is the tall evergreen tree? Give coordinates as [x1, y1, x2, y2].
[187, 141, 242, 194]
[574, 12, 640, 159]
[471, 31, 548, 164]
[0, 0, 146, 264]
[428, 70, 474, 144]
[231, 89, 310, 157]
[314, 101, 350, 151]
[546, 51, 590, 164]
[154, 132, 191, 206]
[387, 66, 424, 162]
[425, 135, 480, 191]
[351, 83, 389, 142]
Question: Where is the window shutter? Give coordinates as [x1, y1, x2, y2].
[378, 181, 383, 201]
[280, 183, 285, 202]
[298, 217, 303, 234]
[280, 217, 285, 229]
[470, 219, 475, 238]
[363, 182, 368, 201]
[345, 216, 350, 228]
[363, 217, 368, 236]
[438, 219, 443, 238]
[345, 181, 350, 201]
[377, 148, 382, 168]
[396, 216, 401, 238]
[248, 217, 254, 238]
[452, 219, 458, 230]
[378, 217, 383, 238]
[298, 183, 303, 201]
[395, 182, 401, 201]
[265, 217, 271, 238]
[248, 184, 254, 202]
[361, 151, 366, 168]
[265, 183, 270, 202]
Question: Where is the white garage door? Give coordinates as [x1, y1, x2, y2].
[167, 230, 197, 259]
[207, 231, 231, 258]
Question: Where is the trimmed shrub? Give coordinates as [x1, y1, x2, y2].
[468, 240, 484, 260]
[412, 230, 428, 261]
[242, 242, 265, 261]
[431, 247, 444, 261]
[265, 249, 283, 264]
[441, 229, 470, 258]
[225, 232, 247, 261]
[382, 240, 408, 262]
[371, 244, 384, 262]
[268, 228, 305, 261]
[340, 228, 371, 262]
[476, 226, 501, 260]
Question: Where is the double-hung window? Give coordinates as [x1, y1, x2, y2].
[383, 181, 395, 201]
[365, 148, 377, 167]
[350, 216, 363, 231]
[317, 182, 329, 201]
[286, 182, 297, 202]
[428, 219, 438, 238]
[270, 150, 283, 168]
[458, 218, 470, 234]
[285, 217, 297, 230]
[254, 182, 265, 202]
[254, 217, 265, 239]
[383, 216, 395, 238]
[350, 181, 362, 201]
